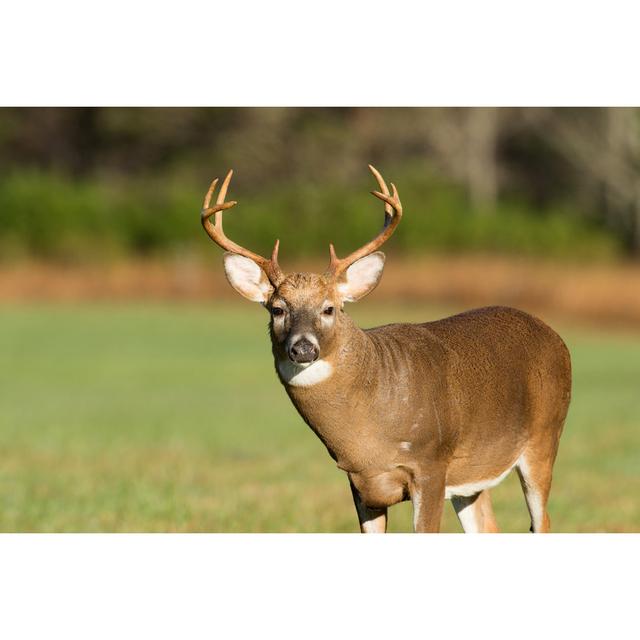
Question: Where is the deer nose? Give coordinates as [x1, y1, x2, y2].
[289, 338, 319, 364]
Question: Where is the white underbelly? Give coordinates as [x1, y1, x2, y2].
[444, 460, 518, 499]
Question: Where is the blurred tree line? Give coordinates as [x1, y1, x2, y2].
[0, 107, 638, 261]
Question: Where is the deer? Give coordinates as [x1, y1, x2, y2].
[200, 166, 572, 533]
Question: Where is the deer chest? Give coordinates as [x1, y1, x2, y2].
[348, 467, 410, 509]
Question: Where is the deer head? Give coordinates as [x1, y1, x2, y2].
[201, 165, 402, 367]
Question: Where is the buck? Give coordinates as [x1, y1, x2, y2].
[200, 166, 572, 533]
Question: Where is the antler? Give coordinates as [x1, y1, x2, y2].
[327, 165, 403, 278]
[201, 170, 285, 286]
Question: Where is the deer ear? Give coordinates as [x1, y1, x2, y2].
[223, 253, 274, 303]
[337, 251, 386, 302]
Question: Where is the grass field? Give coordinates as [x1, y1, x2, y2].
[1, 302, 639, 532]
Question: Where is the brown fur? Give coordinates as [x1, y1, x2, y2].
[267, 272, 571, 533]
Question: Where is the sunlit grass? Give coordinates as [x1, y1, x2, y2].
[0, 302, 638, 532]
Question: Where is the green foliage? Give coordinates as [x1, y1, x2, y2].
[0, 171, 197, 260]
[0, 302, 638, 532]
[0, 166, 621, 262]
[1, 107, 639, 256]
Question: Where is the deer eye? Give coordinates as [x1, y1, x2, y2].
[323, 306, 334, 316]
[272, 307, 285, 317]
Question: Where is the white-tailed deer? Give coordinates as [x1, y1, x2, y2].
[201, 166, 572, 533]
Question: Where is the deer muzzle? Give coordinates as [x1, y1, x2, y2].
[288, 337, 319, 364]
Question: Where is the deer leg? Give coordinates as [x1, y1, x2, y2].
[451, 490, 500, 533]
[349, 481, 387, 533]
[516, 453, 554, 533]
[410, 471, 446, 533]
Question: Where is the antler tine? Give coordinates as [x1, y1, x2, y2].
[201, 170, 284, 286]
[327, 165, 403, 278]
[368, 163, 393, 223]
[203, 177, 219, 210]
[216, 169, 233, 203]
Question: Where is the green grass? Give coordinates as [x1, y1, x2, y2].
[0, 302, 638, 532]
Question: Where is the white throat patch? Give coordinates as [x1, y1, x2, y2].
[277, 359, 333, 387]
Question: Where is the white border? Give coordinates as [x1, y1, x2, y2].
[0, 534, 637, 639]
[2, 1, 640, 105]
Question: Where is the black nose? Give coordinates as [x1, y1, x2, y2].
[289, 338, 319, 364]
